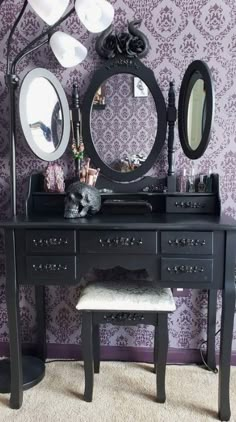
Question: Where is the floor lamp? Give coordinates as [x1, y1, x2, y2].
[5, 0, 114, 217]
[1, 0, 114, 404]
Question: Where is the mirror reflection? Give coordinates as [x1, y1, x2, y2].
[26, 77, 63, 153]
[187, 76, 206, 151]
[90, 73, 158, 173]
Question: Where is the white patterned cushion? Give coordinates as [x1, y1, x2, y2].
[76, 281, 176, 312]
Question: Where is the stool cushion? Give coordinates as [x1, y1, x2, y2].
[76, 281, 176, 312]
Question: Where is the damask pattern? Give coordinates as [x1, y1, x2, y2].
[91, 74, 157, 167]
[0, 0, 236, 356]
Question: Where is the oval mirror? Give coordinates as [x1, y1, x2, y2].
[82, 59, 167, 182]
[90, 74, 158, 173]
[178, 60, 214, 160]
[19, 68, 70, 161]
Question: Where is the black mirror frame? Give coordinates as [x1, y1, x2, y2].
[178, 60, 214, 160]
[19, 68, 70, 162]
[82, 56, 167, 182]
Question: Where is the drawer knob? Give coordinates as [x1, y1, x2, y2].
[175, 201, 203, 209]
[33, 237, 69, 247]
[167, 238, 207, 247]
[32, 263, 68, 272]
[166, 265, 205, 274]
[98, 237, 143, 247]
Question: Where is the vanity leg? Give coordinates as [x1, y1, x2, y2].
[206, 289, 217, 371]
[156, 314, 168, 403]
[218, 232, 236, 421]
[153, 325, 158, 374]
[5, 229, 23, 409]
[82, 312, 94, 402]
[35, 285, 47, 361]
[93, 324, 100, 374]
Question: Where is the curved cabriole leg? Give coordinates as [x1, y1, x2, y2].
[5, 229, 23, 409]
[207, 289, 217, 371]
[156, 313, 168, 403]
[82, 312, 94, 402]
[93, 324, 100, 374]
[218, 232, 236, 421]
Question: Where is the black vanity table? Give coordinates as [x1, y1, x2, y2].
[1, 210, 236, 421]
[2, 17, 235, 422]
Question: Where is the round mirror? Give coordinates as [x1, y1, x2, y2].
[90, 74, 158, 173]
[178, 60, 214, 160]
[83, 58, 167, 182]
[19, 68, 70, 161]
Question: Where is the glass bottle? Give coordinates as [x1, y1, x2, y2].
[198, 174, 206, 193]
[179, 168, 187, 192]
[205, 168, 213, 193]
[187, 164, 195, 193]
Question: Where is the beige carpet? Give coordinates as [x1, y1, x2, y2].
[0, 362, 235, 422]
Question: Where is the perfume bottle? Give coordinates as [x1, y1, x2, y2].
[198, 174, 206, 193]
[179, 168, 187, 192]
[205, 168, 213, 193]
[187, 164, 195, 193]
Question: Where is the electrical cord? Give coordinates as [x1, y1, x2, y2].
[199, 285, 236, 373]
[199, 328, 221, 374]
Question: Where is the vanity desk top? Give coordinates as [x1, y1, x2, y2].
[3, 212, 236, 229]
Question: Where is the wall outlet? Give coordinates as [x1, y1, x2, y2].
[173, 288, 190, 297]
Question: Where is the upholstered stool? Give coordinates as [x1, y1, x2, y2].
[76, 281, 176, 403]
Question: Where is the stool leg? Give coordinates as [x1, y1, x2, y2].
[155, 313, 168, 403]
[93, 324, 100, 374]
[82, 312, 94, 402]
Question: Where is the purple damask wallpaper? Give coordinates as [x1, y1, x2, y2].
[0, 0, 236, 360]
[91, 74, 157, 168]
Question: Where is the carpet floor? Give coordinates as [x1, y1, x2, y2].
[0, 362, 235, 422]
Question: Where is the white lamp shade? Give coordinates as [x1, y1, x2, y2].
[28, 0, 69, 25]
[75, 0, 114, 33]
[50, 31, 87, 68]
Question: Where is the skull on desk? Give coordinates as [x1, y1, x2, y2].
[64, 181, 101, 218]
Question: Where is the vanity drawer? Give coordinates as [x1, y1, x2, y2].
[26, 256, 76, 284]
[166, 196, 216, 214]
[161, 257, 213, 283]
[79, 231, 157, 254]
[161, 231, 213, 255]
[26, 230, 76, 254]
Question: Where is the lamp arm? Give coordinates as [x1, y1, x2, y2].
[7, 0, 28, 74]
[12, 37, 49, 73]
[11, 6, 75, 75]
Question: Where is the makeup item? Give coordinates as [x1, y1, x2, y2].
[198, 174, 206, 193]
[179, 168, 187, 192]
[93, 168, 100, 186]
[205, 169, 213, 193]
[87, 168, 97, 186]
[187, 164, 195, 193]
[80, 166, 86, 183]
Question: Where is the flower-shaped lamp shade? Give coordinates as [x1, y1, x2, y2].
[75, 0, 114, 33]
[28, 0, 69, 26]
[50, 31, 87, 68]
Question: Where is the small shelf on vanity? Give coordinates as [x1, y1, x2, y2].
[25, 173, 221, 217]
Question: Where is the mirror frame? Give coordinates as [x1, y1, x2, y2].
[19, 68, 70, 161]
[178, 60, 214, 160]
[82, 57, 167, 182]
